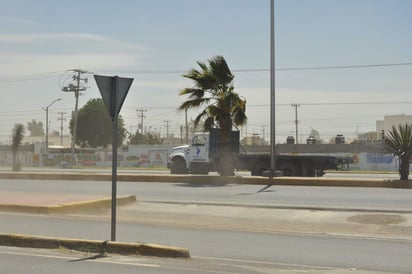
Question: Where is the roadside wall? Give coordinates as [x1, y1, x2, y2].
[0, 142, 401, 171]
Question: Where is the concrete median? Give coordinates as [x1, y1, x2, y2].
[1, 171, 411, 188]
[0, 195, 137, 214]
[0, 233, 190, 258]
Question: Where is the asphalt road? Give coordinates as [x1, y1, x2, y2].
[1, 212, 412, 273]
[1, 176, 412, 273]
[1, 178, 412, 211]
[0, 245, 342, 274]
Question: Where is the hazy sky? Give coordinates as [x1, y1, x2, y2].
[1, 0, 412, 144]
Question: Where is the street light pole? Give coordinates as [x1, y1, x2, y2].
[263, 0, 281, 178]
[291, 104, 300, 144]
[269, 0, 276, 172]
[43, 98, 62, 154]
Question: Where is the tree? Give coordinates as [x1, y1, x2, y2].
[383, 123, 412, 181]
[129, 130, 163, 145]
[27, 119, 44, 136]
[179, 55, 247, 175]
[69, 98, 126, 148]
[11, 124, 25, 171]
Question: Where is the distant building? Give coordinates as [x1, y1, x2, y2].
[241, 135, 269, 146]
[376, 114, 412, 139]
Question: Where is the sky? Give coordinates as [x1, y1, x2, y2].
[1, 0, 412, 144]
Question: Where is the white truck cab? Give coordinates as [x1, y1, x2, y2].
[168, 132, 212, 174]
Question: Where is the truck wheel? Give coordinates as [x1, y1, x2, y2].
[252, 163, 266, 176]
[278, 162, 300, 176]
[170, 158, 188, 174]
[315, 169, 324, 177]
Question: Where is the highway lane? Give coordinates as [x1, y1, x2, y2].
[1, 179, 412, 211]
[1, 212, 412, 273]
[0, 245, 340, 274]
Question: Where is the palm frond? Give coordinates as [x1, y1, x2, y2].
[193, 110, 208, 128]
[179, 55, 248, 136]
[384, 123, 412, 155]
[204, 116, 215, 131]
[179, 88, 205, 99]
[209, 56, 234, 86]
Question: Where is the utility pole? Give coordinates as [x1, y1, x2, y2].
[261, 125, 267, 145]
[57, 112, 66, 146]
[136, 108, 147, 134]
[163, 120, 171, 139]
[291, 104, 300, 144]
[62, 69, 91, 164]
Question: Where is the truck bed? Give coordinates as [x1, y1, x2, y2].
[234, 153, 348, 176]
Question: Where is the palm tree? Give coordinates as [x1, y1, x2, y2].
[179, 56, 247, 175]
[383, 123, 412, 181]
[11, 123, 25, 171]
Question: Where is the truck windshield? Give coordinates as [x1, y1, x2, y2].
[192, 136, 206, 146]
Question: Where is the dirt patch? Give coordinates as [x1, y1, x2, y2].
[347, 214, 406, 225]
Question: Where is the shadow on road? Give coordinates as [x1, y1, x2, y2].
[173, 182, 228, 188]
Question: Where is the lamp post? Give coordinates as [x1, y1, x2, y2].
[43, 98, 62, 154]
[269, 0, 277, 174]
[291, 104, 300, 144]
[263, 0, 282, 178]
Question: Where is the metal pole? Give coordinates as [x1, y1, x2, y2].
[292, 104, 300, 144]
[58, 112, 65, 146]
[45, 107, 49, 154]
[111, 115, 118, 241]
[71, 70, 81, 165]
[111, 76, 119, 241]
[44, 98, 61, 154]
[185, 109, 189, 144]
[270, 0, 276, 172]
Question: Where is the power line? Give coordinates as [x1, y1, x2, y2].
[0, 70, 66, 82]
[113, 61, 412, 74]
[122, 100, 412, 110]
[248, 100, 412, 107]
[0, 100, 410, 120]
[2, 61, 412, 82]
[273, 62, 412, 72]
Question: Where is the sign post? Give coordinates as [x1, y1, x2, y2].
[94, 74, 133, 241]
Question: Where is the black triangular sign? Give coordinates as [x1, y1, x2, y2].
[94, 75, 133, 119]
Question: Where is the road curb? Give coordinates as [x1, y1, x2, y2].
[1, 171, 411, 188]
[0, 233, 190, 258]
[0, 195, 137, 214]
[141, 200, 412, 214]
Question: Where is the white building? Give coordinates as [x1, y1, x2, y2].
[376, 114, 412, 139]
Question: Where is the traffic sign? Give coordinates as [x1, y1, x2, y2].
[93, 74, 134, 241]
[94, 75, 133, 119]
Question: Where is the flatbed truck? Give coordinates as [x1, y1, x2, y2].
[167, 129, 349, 177]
